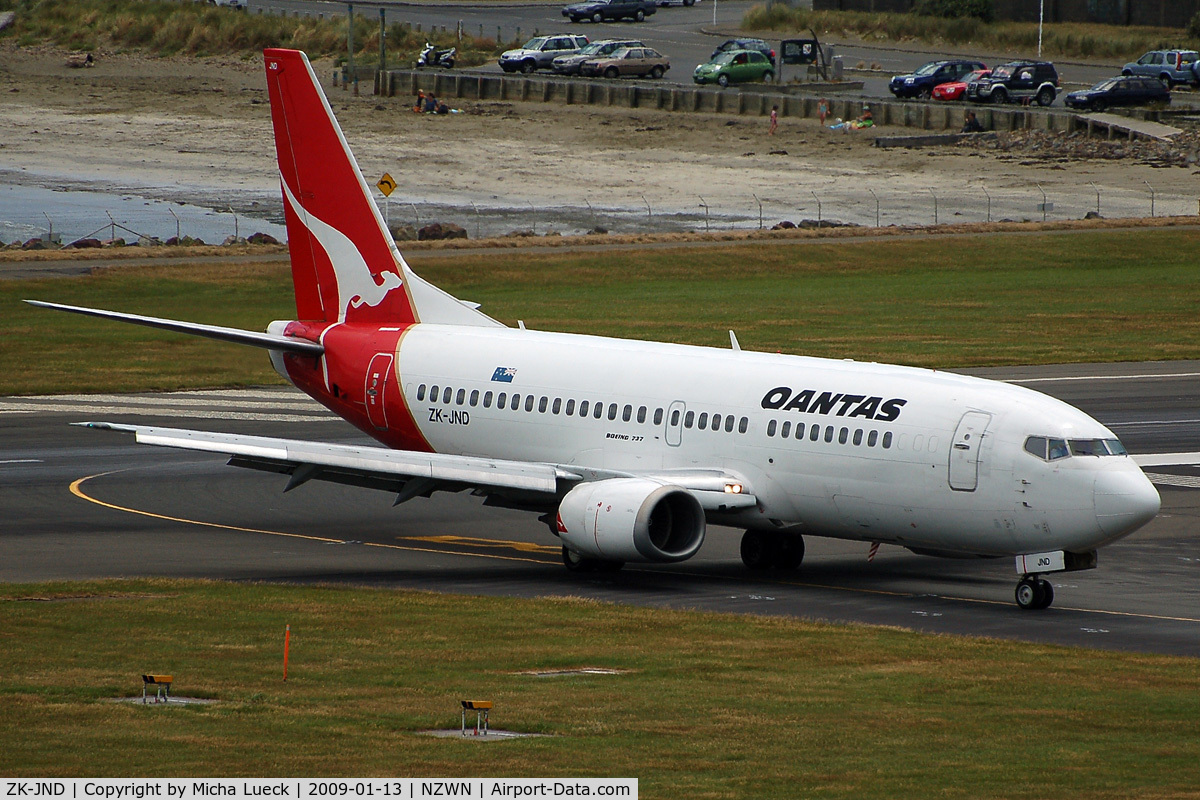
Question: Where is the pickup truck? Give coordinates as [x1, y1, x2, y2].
[1122, 50, 1200, 87]
[562, 0, 656, 23]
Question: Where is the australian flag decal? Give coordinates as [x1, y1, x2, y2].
[491, 367, 517, 383]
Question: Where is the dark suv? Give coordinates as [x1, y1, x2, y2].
[967, 61, 1059, 106]
[889, 60, 986, 100]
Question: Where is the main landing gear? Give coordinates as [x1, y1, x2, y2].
[740, 530, 805, 570]
[562, 546, 624, 574]
[1015, 575, 1055, 610]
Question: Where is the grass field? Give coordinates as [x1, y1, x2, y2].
[4, 227, 1200, 396]
[0, 579, 1197, 795]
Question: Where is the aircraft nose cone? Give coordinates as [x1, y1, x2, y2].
[1094, 468, 1160, 537]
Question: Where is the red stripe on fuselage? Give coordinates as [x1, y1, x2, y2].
[282, 321, 432, 453]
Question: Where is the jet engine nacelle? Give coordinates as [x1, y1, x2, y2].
[557, 478, 706, 563]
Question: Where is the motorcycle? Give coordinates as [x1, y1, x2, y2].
[416, 43, 456, 69]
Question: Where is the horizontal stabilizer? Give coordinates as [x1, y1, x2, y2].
[26, 300, 324, 355]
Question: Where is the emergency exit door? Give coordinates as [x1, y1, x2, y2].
[364, 353, 393, 430]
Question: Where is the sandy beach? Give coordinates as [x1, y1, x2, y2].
[3, 42, 1199, 237]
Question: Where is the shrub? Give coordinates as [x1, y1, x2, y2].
[913, 0, 993, 23]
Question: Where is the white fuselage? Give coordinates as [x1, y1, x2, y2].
[390, 324, 1159, 557]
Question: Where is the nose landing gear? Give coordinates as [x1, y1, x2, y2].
[1015, 575, 1054, 610]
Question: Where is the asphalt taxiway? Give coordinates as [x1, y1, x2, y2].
[1, 363, 1198, 657]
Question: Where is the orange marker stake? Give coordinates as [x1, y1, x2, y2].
[283, 624, 290, 682]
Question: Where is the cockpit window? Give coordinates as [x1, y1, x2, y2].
[1069, 439, 1106, 456]
[1024, 435, 1127, 461]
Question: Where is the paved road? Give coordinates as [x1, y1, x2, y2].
[252, 0, 1134, 102]
[2, 363, 1198, 656]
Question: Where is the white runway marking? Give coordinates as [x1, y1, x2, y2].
[1144, 473, 1200, 489]
[0, 389, 338, 423]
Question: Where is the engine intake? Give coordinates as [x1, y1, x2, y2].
[558, 478, 705, 563]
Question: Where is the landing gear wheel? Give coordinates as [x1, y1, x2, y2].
[775, 534, 805, 570]
[1015, 576, 1054, 610]
[740, 530, 775, 570]
[1036, 579, 1054, 609]
[562, 546, 623, 574]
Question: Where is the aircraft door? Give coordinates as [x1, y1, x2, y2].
[948, 411, 991, 491]
[665, 400, 685, 447]
[364, 352, 394, 430]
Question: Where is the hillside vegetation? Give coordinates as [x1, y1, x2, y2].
[0, 0, 505, 66]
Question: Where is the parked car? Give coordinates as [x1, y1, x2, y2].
[966, 61, 1059, 106]
[693, 49, 774, 87]
[499, 35, 590, 73]
[553, 39, 644, 75]
[581, 46, 669, 78]
[656, 0, 697, 5]
[932, 68, 991, 101]
[209, 0, 246, 8]
[1065, 76, 1171, 111]
[710, 38, 775, 63]
[1121, 50, 1200, 87]
[888, 60, 986, 100]
[563, 0, 656, 23]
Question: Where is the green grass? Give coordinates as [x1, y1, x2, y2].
[5, 228, 1200, 396]
[742, 4, 1199, 62]
[0, 579, 1197, 794]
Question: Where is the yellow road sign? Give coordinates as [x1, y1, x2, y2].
[377, 172, 396, 197]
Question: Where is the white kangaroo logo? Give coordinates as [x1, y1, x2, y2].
[282, 176, 402, 322]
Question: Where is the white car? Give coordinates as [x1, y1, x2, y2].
[209, 0, 247, 10]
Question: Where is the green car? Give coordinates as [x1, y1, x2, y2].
[693, 49, 774, 87]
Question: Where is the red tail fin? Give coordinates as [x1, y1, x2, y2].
[263, 49, 415, 325]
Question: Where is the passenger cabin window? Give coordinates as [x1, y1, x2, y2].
[525, 395, 535, 412]
[780, 421, 791, 438]
[637, 406, 647, 424]
[566, 399, 575, 415]
[654, 408, 664, 425]
[456, 389, 466, 405]
[739, 416, 748, 434]
[622, 404, 632, 422]
[594, 402, 604, 419]
[767, 419, 777, 437]
[417, 385, 426, 401]
[579, 400, 589, 417]
[685, 411, 695, 429]
[698, 412, 709, 429]
[552, 398, 562, 414]
[484, 391, 493, 408]
[670, 409, 680, 426]
[607, 403, 618, 420]
[724, 415, 735, 433]
[469, 390, 479, 407]
[795, 422, 805, 440]
[538, 396, 548, 413]
[430, 385, 440, 402]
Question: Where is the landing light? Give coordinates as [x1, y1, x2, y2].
[724, 483, 743, 494]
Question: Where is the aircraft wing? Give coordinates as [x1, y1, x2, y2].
[76, 423, 758, 511]
[78, 422, 574, 503]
